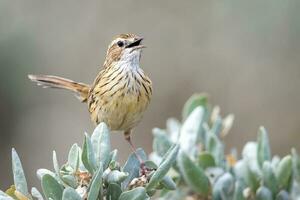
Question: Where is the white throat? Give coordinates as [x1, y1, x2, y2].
[118, 49, 141, 71]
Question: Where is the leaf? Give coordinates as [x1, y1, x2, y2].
[61, 175, 77, 188]
[205, 167, 224, 184]
[206, 133, 224, 167]
[122, 148, 147, 189]
[182, 93, 208, 120]
[262, 161, 278, 196]
[107, 183, 122, 200]
[158, 189, 186, 200]
[242, 142, 261, 179]
[87, 165, 103, 200]
[275, 155, 292, 189]
[291, 148, 300, 182]
[91, 122, 111, 169]
[180, 107, 205, 155]
[41, 174, 63, 200]
[152, 128, 173, 157]
[160, 176, 176, 190]
[82, 133, 97, 174]
[256, 186, 272, 200]
[257, 127, 271, 168]
[198, 152, 216, 169]
[31, 187, 44, 200]
[212, 173, 234, 200]
[166, 118, 181, 143]
[0, 190, 14, 200]
[110, 149, 118, 163]
[144, 160, 158, 170]
[210, 115, 222, 136]
[118, 187, 150, 200]
[233, 181, 246, 200]
[11, 148, 29, 197]
[177, 150, 210, 196]
[67, 144, 80, 172]
[106, 170, 128, 184]
[52, 151, 60, 177]
[245, 163, 260, 191]
[146, 145, 179, 191]
[234, 158, 259, 191]
[276, 190, 290, 200]
[221, 114, 234, 137]
[271, 156, 280, 170]
[290, 180, 300, 200]
[62, 187, 81, 200]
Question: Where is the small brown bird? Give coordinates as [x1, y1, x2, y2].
[28, 33, 152, 168]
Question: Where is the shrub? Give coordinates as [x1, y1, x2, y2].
[1, 94, 299, 200]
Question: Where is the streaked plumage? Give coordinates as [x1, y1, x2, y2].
[28, 33, 152, 140]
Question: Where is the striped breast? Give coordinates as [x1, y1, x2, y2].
[88, 64, 152, 131]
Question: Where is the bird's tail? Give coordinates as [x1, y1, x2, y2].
[28, 74, 90, 102]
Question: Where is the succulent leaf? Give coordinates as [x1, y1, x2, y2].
[232, 181, 246, 200]
[62, 188, 81, 200]
[118, 187, 150, 200]
[152, 128, 172, 157]
[206, 132, 224, 167]
[52, 151, 60, 177]
[256, 186, 272, 200]
[31, 187, 44, 200]
[106, 170, 128, 184]
[275, 155, 292, 189]
[109, 149, 118, 163]
[182, 93, 208, 120]
[292, 148, 300, 182]
[107, 183, 122, 200]
[11, 149, 29, 197]
[0, 190, 14, 200]
[160, 176, 176, 190]
[177, 150, 210, 196]
[91, 122, 111, 169]
[87, 165, 103, 200]
[122, 148, 147, 189]
[212, 172, 234, 200]
[166, 118, 181, 143]
[82, 133, 97, 174]
[210, 115, 222, 136]
[147, 145, 179, 191]
[67, 144, 80, 172]
[276, 190, 290, 200]
[41, 174, 63, 200]
[61, 175, 77, 188]
[198, 152, 216, 169]
[180, 106, 205, 155]
[262, 161, 278, 196]
[36, 169, 56, 181]
[257, 127, 271, 168]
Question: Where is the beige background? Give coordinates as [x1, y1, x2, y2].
[1, 0, 300, 189]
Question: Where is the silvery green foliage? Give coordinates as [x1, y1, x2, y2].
[2, 93, 300, 200]
[151, 94, 300, 200]
[1, 122, 179, 200]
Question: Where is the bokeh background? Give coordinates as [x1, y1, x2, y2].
[1, 0, 300, 189]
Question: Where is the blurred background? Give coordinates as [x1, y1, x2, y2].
[1, 0, 300, 189]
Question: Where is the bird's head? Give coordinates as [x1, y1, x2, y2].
[104, 33, 145, 68]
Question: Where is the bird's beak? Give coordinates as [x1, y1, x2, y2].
[125, 38, 145, 49]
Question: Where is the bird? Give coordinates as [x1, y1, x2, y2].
[28, 33, 152, 171]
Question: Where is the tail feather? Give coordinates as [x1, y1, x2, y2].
[28, 74, 90, 102]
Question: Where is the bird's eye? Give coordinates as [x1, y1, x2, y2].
[117, 41, 124, 47]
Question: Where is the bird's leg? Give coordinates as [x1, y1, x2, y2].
[124, 130, 147, 175]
